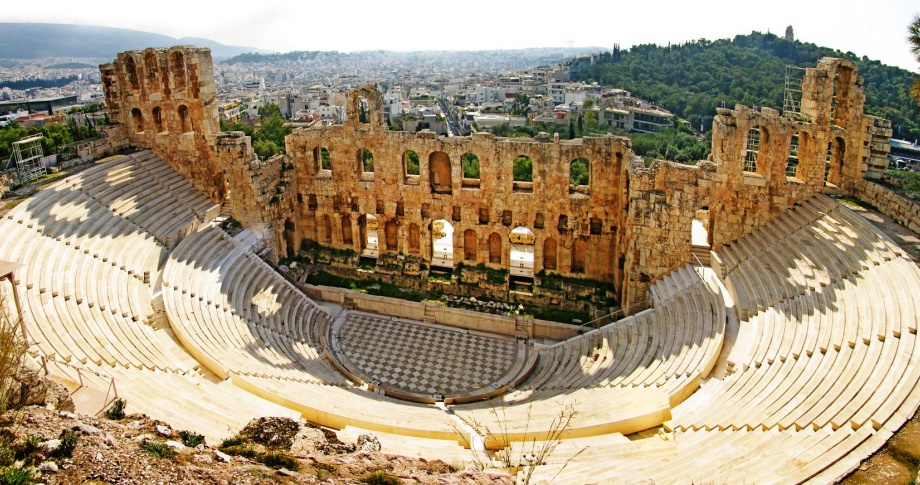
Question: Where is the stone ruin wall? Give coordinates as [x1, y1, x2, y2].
[99, 49, 892, 311]
[280, 85, 628, 290]
[620, 58, 893, 305]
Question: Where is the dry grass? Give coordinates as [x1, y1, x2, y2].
[0, 293, 28, 413]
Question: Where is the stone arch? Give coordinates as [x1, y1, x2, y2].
[347, 85, 383, 126]
[152, 106, 164, 133]
[384, 219, 398, 251]
[321, 215, 332, 244]
[408, 223, 420, 254]
[543, 237, 557, 271]
[341, 214, 353, 245]
[429, 151, 452, 194]
[178, 105, 191, 133]
[431, 220, 455, 268]
[313, 146, 331, 172]
[509, 226, 535, 279]
[570, 157, 590, 188]
[572, 237, 587, 273]
[488, 232, 502, 264]
[143, 51, 159, 91]
[826, 136, 846, 186]
[283, 219, 296, 257]
[125, 56, 140, 91]
[170, 51, 187, 91]
[463, 229, 478, 261]
[131, 108, 144, 133]
[403, 150, 420, 180]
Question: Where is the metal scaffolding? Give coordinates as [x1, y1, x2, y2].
[783, 65, 807, 118]
[9, 134, 47, 184]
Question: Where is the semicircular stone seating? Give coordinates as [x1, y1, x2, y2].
[4, 149, 920, 484]
[526, 194, 920, 484]
[0, 151, 300, 441]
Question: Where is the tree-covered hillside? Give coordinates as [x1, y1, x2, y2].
[575, 31, 920, 142]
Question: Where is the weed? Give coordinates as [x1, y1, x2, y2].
[178, 430, 204, 448]
[363, 470, 400, 485]
[219, 434, 246, 448]
[139, 441, 175, 459]
[14, 435, 41, 465]
[260, 450, 299, 470]
[0, 466, 33, 485]
[51, 429, 79, 459]
[0, 298, 27, 413]
[104, 398, 126, 420]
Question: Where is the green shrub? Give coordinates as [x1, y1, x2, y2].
[219, 435, 258, 459]
[363, 470, 400, 485]
[14, 435, 41, 465]
[179, 430, 205, 448]
[51, 429, 79, 459]
[260, 450, 299, 470]
[0, 466, 33, 485]
[139, 441, 175, 459]
[104, 398, 126, 420]
[219, 434, 247, 448]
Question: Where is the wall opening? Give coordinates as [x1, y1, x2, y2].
[313, 146, 331, 173]
[832, 66, 852, 128]
[283, 219, 296, 257]
[543, 237, 557, 271]
[144, 52, 159, 91]
[488, 232, 502, 264]
[572, 237, 587, 273]
[826, 136, 845, 186]
[360, 214, 379, 258]
[744, 126, 761, 173]
[126, 56, 140, 91]
[429, 151, 452, 194]
[178, 105, 191, 133]
[691, 206, 711, 250]
[357, 96, 370, 124]
[385, 220, 398, 252]
[341, 215, 353, 245]
[408, 223, 420, 254]
[461, 152, 480, 188]
[431, 219, 455, 269]
[321, 215, 332, 244]
[463, 229, 478, 261]
[152, 107, 163, 133]
[513, 155, 533, 192]
[786, 132, 800, 178]
[357, 148, 374, 175]
[569, 157, 590, 195]
[403, 149, 420, 183]
[170, 51, 186, 91]
[131, 108, 144, 133]
[509, 226, 536, 286]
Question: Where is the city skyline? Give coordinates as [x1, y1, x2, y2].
[2, 0, 918, 71]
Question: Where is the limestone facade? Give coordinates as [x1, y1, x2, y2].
[99, 49, 891, 311]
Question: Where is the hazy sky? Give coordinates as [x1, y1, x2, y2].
[3, 0, 919, 70]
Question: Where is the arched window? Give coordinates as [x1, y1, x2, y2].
[744, 126, 760, 173]
[543, 238, 557, 270]
[404, 150, 420, 175]
[321, 215, 332, 244]
[152, 107, 163, 133]
[170, 51, 187, 91]
[408, 223, 420, 254]
[385, 220, 398, 251]
[341, 215, 353, 245]
[131, 108, 144, 133]
[488, 232, 502, 264]
[572, 237, 587, 273]
[513, 155, 533, 192]
[178, 105, 191, 133]
[144, 52, 159, 90]
[786, 133, 799, 178]
[462, 152, 480, 188]
[429, 151, 452, 194]
[464, 229, 478, 261]
[125, 57, 140, 91]
[357, 96, 370, 124]
[357, 148, 374, 173]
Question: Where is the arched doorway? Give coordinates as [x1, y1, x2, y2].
[361, 214, 379, 258]
[431, 219, 455, 269]
[509, 226, 535, 292]
[543, 238, 557, 271]
[463, 229, 478, 261]
[429, 151, 452, 194]
[488, 232, 502, 264]
[691, 206, 711, 266]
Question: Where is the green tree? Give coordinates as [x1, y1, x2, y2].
[405, 150, 420, 175]
[513, 155, 532, 182]
[251, 103, 291, 159]
[360, 148, 374, 172]
[910, 14, 920, 106]
[570, 157, 590, 185]
[462, 153, 480, 178]
[510, 92, 531, 116]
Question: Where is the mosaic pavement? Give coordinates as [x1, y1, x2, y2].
[338, 313, 516, 396]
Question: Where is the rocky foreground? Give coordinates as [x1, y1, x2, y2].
[0, 400, 511, 484]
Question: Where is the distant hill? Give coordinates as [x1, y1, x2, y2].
[574, 31, 920, 141]
[0, 23, 267, 59]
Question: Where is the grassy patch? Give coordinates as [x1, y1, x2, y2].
[0, 466, 33, 485]
[139, 441, 176, 459]
[179, 430, 205, 448]
[363, 470, 401, 485]
[260, 450, 299, 470]
[104, 398, 126, 420]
